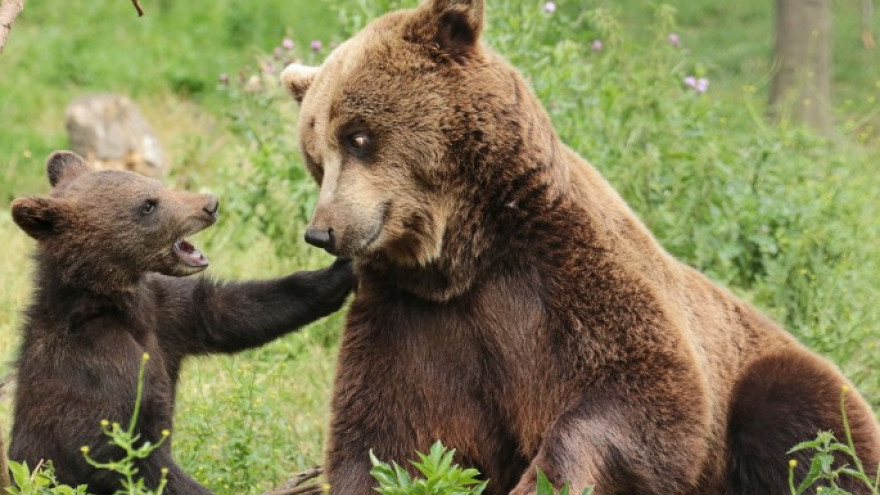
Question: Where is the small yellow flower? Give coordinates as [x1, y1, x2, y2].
[842, 385, 850, 393]
[142, 352, 151, 362]
[112, 422, 121, 430]
[322, 483, 331, 493]
[100, 419, 109, 427]
[81, 446, 90, 454]
[161, 468, 169, 475]
[162, 429, 171, 437]
[789, 459, 797, 468]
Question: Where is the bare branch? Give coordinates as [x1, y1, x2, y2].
[131, 0, 144, 17]
[0, 0, 25, 54]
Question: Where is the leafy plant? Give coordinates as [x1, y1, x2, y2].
[369, 441, 488, 495]
[5, 461, 90, 495]
[368, 443, 595, 495]
[788, 387, 880, 494]
[535, 469, 594, 495]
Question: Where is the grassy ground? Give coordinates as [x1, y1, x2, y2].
[0, 0, 878, 493]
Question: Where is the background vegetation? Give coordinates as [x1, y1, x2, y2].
[0, 0, 878, 493]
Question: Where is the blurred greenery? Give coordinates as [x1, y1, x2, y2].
[0, 0, 878, 493]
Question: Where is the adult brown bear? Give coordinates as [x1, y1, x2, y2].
[281, 0, 880, 493]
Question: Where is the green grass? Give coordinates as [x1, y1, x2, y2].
[1, 0, 879, 493]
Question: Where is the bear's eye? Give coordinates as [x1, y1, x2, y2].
[349, 133, 369, 149]
[141, 199, 158, 215]
[343, 130, 374, 159]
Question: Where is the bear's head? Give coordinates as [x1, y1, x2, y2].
[11, 151, 218, 292]
[282, 0, 558, 301]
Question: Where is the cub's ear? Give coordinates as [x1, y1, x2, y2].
[409, 0, 484, 63]
[11, 197, 69, 241]
[281, 63, 320, 103]
[47, 151, 91, 188]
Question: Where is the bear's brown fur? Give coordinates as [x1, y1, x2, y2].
[8, 152, 353, 495]
[282, 0, 880, 493]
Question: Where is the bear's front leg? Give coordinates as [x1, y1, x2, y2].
[510, 375, 711, 495]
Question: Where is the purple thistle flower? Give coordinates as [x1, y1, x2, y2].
[311, 40, 323, 52]
[684, 76, 696, 88]
[273, 47, 283, 60]
[543, 1, 556, 14]
[282, 38, 294, 50]
[263, 62, 277, 75]
[668, 33, 680, 47]
[591, 40, 603, 52]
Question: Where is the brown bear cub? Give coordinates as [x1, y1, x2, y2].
[281, 0, 880, 493]
[8, 151, 353, 495]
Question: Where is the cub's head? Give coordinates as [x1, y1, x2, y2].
[283, 0, 541, 270]
[11, 151, 218, 289]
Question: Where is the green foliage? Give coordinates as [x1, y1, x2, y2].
[367, 445, 597, 495]
[788, 388, 880, 495]
[369, 441, 488, 495]
[212, 58, 318, 257]
[5, 461, 90, 495]
[535, 469, 594, 495]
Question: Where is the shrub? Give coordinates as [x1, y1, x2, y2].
[368, 442, 595, 495]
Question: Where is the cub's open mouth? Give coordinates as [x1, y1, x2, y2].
[173, 239, 209, 268]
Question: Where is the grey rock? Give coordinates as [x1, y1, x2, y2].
[65, 94, 166, 177]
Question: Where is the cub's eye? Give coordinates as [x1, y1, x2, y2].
[141, 200, 157, 215]
[342, 130, 374, 158]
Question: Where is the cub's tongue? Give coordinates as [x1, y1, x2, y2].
[173, 239, 209, 268]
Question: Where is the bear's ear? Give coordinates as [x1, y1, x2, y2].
[46, 151, 92, 188]
[281, 63, 320, 103]
[409, 0, 484, 63]
[11, 197, 70, 241]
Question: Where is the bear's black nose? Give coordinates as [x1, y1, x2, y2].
[305, 226, 335, 252]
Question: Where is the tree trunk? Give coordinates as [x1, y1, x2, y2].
[769, 0, 833, 136]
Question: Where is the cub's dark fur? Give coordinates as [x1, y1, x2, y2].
[8, 151, 353, 495]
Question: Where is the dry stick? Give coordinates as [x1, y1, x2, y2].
[0, 0, 25, 53]
[261, 485, 323, 495]
[131, 0, 144, 17]
[261, 467, 324, 495]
